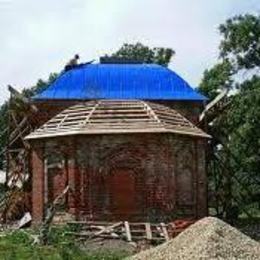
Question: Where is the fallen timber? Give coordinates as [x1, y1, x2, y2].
[66, 220, 195, 244]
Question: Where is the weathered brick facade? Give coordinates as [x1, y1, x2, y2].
[30, 132, 207, 223]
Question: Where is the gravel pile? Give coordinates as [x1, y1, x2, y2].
[128, 217, 260, 260]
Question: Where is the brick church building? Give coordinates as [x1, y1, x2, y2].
[25, 62, 210, 224]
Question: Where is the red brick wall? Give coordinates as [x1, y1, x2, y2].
[38, 133, 207, 222]
[30, 100, 207, 223]
[31, 142, 45, 224]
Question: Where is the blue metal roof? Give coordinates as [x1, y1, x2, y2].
[33, 63, 207, 101]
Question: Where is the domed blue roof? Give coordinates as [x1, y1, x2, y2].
[34, 63, 207, 101]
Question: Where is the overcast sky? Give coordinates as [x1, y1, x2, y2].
[0, 0, 259, 104]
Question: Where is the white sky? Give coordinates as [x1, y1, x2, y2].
[0, 0, 259, 104]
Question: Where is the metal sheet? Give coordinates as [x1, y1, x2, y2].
[33, 64, 207, 101]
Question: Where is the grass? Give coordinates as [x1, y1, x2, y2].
[0, 227, 131, 260]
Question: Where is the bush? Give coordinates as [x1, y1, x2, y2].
[0, 227, 130, 259]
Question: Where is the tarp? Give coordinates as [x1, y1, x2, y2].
[34, 63, 207, 101]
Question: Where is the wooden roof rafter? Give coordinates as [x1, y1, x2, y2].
[25, 100, 210, 140]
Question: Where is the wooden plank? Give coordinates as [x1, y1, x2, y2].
[45, 118, 159, 127]
[57, 114, 69, 128]
[8, 85, 38, 112]
[199, 88, 228, 122]
[90, 114, 150, 118]
[58, 121, 83, 127]
[131, 236, 164, 241]
[65, 115, 89, 120]
[89, 118, 157, 123]
[87, 124, 159, 128]
[68, 221, 116, 226]
[26, 126, 210, 139]
[39, 185, 70, 244]
[8, 148, 24, 153]
[9, 116, 28, 141]
[85, 126, 161, 130]
[93, 222, 123, 236]
[94, 109, 146, 113]
[66, 232, 120, 239]
[156, 114, 188, 122]
[62, 111, 92, 118]
[9, 126, 30, 146]
[124, 221, 132, 242]
[47, 162, 63, 169]
[160, 223, 169, 241]
[99, 101, 142, 105]
[97, 106, 144, 110]
[162, 119, 190, 126]
[82, 102, 100, 125]
[65, 106, 95, 111]
[91, 121, 160, 124]
[145, 223, 152, 240]
[60, 110, 91, 116]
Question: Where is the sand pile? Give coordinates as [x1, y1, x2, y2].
[128, 217, 260, 260]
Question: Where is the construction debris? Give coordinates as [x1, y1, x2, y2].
[66, 220, 194, 244]
[17, 212, 32, 229]
[38, 185, 70, 245]
[128, 217, 260, 260]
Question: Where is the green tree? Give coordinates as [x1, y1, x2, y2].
[219, 14, 260, 70]
[199, 60, 233, 100]
[23, 73, 58, 98]
[104, 42, 175, 66]
[199, 13, 260, 218]
[199, 14, 260, 101]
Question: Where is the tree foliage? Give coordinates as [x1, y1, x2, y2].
[199, 60, 233, 100]
[22, 73, 58, 98]
[227, 76, 260, 179]
[104, 42, 175, 66]
[219, 14, 260, 70]
[199, 13, 260, 217]
[199, 14, 260, 100]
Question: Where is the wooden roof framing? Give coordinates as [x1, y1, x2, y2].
[25, 100, 210, 140]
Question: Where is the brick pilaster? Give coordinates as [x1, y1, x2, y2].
[196, 139, 208, 218]
[67, 140, 79, 218]
[31, 141, 45, 224]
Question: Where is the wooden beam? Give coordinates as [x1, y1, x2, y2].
[160, 223, 169, 241]
[199, 89, 228, 122]
[8, 85, 38, 112]
[39, 185, 70, 244]
[9, 116, 28, 141]
[9, 126, 30, 147]
[10, 112, 30, 149]
[145, 222, 152, 240]
[124, 221, 132, 242]
[93, 222, 123, 236]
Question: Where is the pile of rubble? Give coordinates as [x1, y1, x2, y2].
[128, 217, 260, 260]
